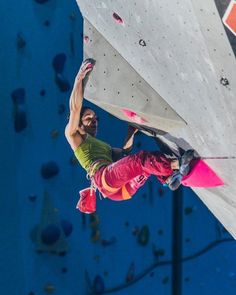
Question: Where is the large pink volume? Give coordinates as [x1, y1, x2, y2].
[182, 159, 224, 187]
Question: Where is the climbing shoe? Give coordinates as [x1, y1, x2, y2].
[179, 149, 195, 176]
[168, 171, 183, 191]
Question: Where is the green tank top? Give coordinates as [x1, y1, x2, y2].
[74, 134, 113, 174]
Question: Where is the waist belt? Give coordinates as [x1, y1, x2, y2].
[101, 168, 131, 200]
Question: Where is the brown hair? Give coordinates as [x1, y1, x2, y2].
[67, 106, 94, 126]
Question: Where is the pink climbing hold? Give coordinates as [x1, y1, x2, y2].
[84, 36, 90, 44]
[181, 159, 224, 187]
[86, 63, 93, 69]
[113, 12, 124, 24]
[122, 109, 147, 124]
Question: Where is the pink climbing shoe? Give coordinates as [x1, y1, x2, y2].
[76, 187, 96, 214]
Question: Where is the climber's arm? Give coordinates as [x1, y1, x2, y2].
[65, 61, 93, 150]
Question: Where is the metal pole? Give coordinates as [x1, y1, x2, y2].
[171, 186, 183, 295]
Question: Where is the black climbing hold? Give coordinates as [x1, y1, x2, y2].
[113, 12, 123, 24]
[52, 53, 67, 73]
[11, 88, 27, 132]
[84, 58, 96, 67]
[60, 219, 73, 237]
[139, 39, 146, 46]
[41, 224, 61, 245]
[41, 161, 59, 179]
[220, 77, 229, 86]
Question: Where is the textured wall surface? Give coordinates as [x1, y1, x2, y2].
[77, 0, 236, 238]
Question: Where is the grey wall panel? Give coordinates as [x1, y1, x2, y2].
[83, 19, 187, 132]
[77, 0, 236, 238]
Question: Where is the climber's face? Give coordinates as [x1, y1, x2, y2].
[80, 109, 98, 137]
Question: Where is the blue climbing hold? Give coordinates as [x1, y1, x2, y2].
[60, 219, 73, 237]
[41, 161, 59, 179]
[52, 53, 70, 92]
[55, 73, 70, 92]
[41, 224, 61, 245]
[11, 88, 27, 132]
[52, 53, 67, 74]
[137, 225, 150, 246]
[14, 107, 27, 132]
[93, 275, 105, 294]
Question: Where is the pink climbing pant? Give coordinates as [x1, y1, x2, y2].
[93, 151, 173, 201]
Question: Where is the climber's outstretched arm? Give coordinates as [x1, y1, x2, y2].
[65, 61, 93, 150]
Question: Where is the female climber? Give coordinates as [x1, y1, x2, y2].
[65, 60, 194, 213]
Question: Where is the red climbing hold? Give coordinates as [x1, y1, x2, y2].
[181, 159, 224, 187]
[84, 36, 90, 44]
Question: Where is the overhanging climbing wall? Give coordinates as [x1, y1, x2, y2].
[76, 0, 236, 238]
[83, 19, 187, 132]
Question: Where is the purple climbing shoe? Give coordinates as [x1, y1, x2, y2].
[168, 171, 183, 191]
